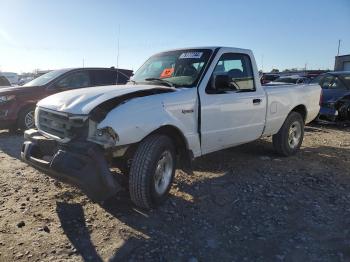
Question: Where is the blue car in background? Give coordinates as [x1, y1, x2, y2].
[311, 71, 350, 122]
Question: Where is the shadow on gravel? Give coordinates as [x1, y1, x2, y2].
[0, 131, 23, 159]
[1, 124, 344, 260]
[54, 144, 350, 261]
[56, 202, 103, 262]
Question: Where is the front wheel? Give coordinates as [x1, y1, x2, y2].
[129, 135, 176, 209]
[18, 107, 35, 130]
[273, 112, 304, 156]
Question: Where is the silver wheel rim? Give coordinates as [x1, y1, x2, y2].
[24, 110, 35, 129]
[154, 150, 173, 195]
[288, 121, 301, 148]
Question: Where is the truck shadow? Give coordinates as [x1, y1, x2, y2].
[56, 202, 103, 262]
[0, 132, 23, 159]
[55, 142, 350, 261]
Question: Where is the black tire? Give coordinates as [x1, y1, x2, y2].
[272, 112, 304, 156]
[129, 135, 176, 209]
[18, 107, 35, 130]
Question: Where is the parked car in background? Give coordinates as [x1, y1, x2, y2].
[260, 73, 280, 85]
[0, 67, 132, 131]
[311, 71, 350, 122]
[0, 72, 19, 85]
[0, 76, 11, 87]
[268, 75, 310, 85]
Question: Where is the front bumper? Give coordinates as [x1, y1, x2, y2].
[0, 101, 18, 128]
[0, 118, 16, 129]
[21, 129, 121, 201]
[318, 106, 337, 121]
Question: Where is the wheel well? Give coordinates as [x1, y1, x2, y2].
[17, 104, 36, 124]
[18, 104, 36, 115]
[148, 125, 192, 170]
[291, 105, 307, 122]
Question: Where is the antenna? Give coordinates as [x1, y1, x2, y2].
[337, 39, 341, 56]
[116, 25, 120, 84]
[83, 58, 85, 68]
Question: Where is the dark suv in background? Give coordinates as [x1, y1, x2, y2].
[0, 67, 132, 131]
[311, 71, 350, 122]
[0, 76, 11, 87]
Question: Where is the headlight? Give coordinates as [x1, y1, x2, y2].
[0, 95, 15, 103]
[88, 126, 119, 148]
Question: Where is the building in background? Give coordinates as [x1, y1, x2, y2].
[334, 55, 350, 71]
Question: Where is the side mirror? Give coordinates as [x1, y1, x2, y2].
[211, 74, 231, 91]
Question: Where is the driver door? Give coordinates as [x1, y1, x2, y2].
[199, 50, 266, 154]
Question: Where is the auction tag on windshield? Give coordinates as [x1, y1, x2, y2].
[179, 52, 203, 59]
[160, 68, 174, 78]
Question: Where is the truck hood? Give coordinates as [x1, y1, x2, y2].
[37, 84, 175, 115]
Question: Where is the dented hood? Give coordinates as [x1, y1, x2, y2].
[37, 84, 174, 115]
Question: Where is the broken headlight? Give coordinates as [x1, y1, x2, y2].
[88, 126, 119, 148]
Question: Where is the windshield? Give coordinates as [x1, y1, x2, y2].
[23, 69, 69, 87]
[132, 49, 213, 87]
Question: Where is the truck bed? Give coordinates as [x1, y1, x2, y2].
[262, 83, 321, 136]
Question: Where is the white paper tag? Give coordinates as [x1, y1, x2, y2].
[179, 52, 203, 59]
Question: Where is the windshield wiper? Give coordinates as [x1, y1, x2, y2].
[144, 78, 175, 87]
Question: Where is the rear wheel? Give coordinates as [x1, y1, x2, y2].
[129, 135, 176, 209]
[18, 107, 35, 130]
[273, 112, 304, 156]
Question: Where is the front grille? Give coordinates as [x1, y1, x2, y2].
[38, 109, 86, 140]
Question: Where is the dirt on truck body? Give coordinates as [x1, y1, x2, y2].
[1, 124, 350, 261]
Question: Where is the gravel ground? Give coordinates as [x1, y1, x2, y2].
[0, 124, 349, 262]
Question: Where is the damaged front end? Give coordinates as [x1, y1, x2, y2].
[319, 95, 350, 124]
[21, 111, 122, 201]
[21, 87, 176, 201]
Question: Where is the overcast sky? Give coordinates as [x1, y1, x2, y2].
[0, 0, 349, 73]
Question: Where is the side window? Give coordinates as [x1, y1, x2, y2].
[329, 77, 346, 90]
[91, 70, 116, 86]
[209, 53, 255, 93]
[56, 71, 90, 89]
[319, 75, 334, 89]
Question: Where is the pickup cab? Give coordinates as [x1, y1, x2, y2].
[21, 47, 321, 209]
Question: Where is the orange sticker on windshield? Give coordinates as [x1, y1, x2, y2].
[160, 68, 174, 78]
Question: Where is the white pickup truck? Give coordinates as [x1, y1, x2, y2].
[21, 47, 321, 209]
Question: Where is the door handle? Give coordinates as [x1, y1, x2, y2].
[253, 98, 262, 105]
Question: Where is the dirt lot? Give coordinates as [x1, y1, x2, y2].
[0, 124, 349, 262]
